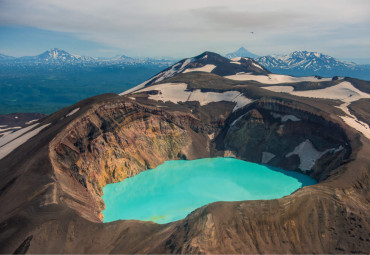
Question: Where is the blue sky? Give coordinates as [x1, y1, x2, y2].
[0, 0, 369, 62]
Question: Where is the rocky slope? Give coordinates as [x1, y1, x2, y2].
[0, 52, 369, 254]
[0, 113, 47, 138]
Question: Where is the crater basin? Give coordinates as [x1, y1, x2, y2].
[102, 158, 317, 224]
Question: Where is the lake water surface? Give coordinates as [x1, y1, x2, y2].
[102, 158, 316, 224]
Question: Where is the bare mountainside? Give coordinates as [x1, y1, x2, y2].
[0, 52, 369, 254]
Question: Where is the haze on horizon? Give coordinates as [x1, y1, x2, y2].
[0, 0, 369, 63]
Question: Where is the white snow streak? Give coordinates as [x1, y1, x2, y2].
[0, 126, 21, 132]
[251, 62, 263, 70]
[0, 123, 39, 147]
[25, 119, 38, 125]
[231, 114, 246, 126]
[66, 108, 80, 117]
[0, 123, 50, 160]
[271, 112, 301, 122]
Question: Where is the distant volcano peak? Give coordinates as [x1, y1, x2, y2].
[225, 47, 259, 59]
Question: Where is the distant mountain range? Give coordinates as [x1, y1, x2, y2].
[0, 48, 176, 67]
[225, 48, 370, 80]
[1, 48, 369, 80]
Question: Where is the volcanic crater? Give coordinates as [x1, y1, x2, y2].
[0, 52, 369, 254]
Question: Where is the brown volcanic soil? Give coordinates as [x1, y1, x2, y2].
[349, 98, 370, 126]
[0, 74, 369, 254]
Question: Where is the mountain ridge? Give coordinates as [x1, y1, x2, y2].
[2, 48, 369, 80]
[0, 48, 176, 67]
[255, 50, 370, 80]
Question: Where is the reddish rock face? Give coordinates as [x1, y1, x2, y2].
[0, 79, 369, 254]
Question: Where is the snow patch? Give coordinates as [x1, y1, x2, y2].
[25, 119, 38, 125]
[156, 63, 182, 83]
[271, 112, 301, 122]
[286, 139, 343, 172]
[119, 73, 160, 95]
[262, 152, 275, 164]
[340, 115, 370, 139]
[180, 58, 192, 70]
[336, 102, 370, 139]
[0, 131, 13, 138]
[66, 108, 80, 117]
[120, 59, 194, 95]
[265, 81, 370, 105]
[0, 123, 39, 147]
[135, 83, 252, 112]
[183, 64, 216, 73]
[225, 73, 332, 84]
[231, 57, 242, 62]
[290, 81, 370, 103]
[264, 81, 370, 138]
[0, 126, 21, 132]
[263, 86, 295, 93]
[0, 123, 51, 160]
[251, 62, 263, 70]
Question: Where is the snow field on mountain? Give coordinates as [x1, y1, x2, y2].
[224, 73, 332, 84]
[286, 139, 343, 172]
[0, 123, 39, 147]
[135, 83, 252, 112]
[264, 81, 370, 139]
[183, 64, 216, 73]
[0, 123, 50, 160]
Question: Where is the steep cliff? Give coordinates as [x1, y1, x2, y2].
[49, 101, 213, 218]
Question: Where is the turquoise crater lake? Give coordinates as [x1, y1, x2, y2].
[102, 158, 317, 224]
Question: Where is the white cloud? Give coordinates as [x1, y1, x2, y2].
[0, 0, 369, 58]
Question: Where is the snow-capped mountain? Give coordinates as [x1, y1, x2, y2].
[120, 51, 270, 95]
[16, 48, 96, 64]
[255, 51, 370, 80]
[0, 49, 175, 68]
[256, 51, 356, 71]
[225, 47, 259, 59]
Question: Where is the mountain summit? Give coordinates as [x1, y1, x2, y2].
[225, 47, 259, 59]
[14, 48, 95, 64]
[36, 48, 95, 63]
[121, 51, 270, 94]
[255, 50, 370, 79]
